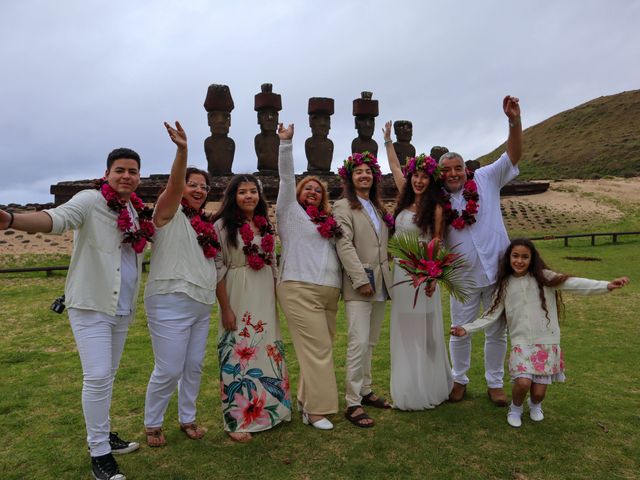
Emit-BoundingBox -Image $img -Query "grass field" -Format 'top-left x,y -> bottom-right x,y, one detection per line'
1,236 -> 639,480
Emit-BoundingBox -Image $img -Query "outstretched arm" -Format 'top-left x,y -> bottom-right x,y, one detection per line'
382,121 -> 406,190
0,209 -> 53,233
607,276 -> 630,290
504,96 -> 522,166
153,121 -> 189,228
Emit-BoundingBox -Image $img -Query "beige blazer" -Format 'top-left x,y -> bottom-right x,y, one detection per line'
333,198 -> 392,301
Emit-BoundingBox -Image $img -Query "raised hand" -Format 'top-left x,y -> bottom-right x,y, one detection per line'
0,209 -> 11,230
450,326 -> 467,337
503,96 -> 521,120
608,276 -> 630,290
277,123 -> 294,140
382,121 -> 392,142
165,121 -> 188,150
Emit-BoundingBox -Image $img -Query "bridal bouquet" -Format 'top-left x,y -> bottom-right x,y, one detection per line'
388,232 -> 472,307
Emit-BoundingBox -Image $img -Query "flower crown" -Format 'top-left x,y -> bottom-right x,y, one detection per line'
338,151 -> 382,179
402,154 -> 441,180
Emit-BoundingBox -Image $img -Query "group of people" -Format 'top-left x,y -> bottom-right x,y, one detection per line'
0,95 -> 630,480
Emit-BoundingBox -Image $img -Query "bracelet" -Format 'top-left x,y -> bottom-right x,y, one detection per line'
384,140 -> 392,145
508,117 -> 521,128
7,211 -> 14,228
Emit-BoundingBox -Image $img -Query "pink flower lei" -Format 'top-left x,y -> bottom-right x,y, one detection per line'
180,200 -> 220,259
382,212 -> 395,229
237,215 -> 275,271
337,151 -> 382,179
303,205 -> 343,239
441,173 -> 480,230
97,179 -> 154,253
402,154 -> 441,181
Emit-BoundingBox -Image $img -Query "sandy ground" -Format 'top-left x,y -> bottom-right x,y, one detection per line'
1,177 -> 639,257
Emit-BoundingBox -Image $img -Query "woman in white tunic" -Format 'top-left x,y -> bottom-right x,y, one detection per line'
144,122 -> 219,446
383,121 -> 453,410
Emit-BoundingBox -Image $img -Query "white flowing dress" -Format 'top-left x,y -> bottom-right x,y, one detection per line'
390,209 -> 453,410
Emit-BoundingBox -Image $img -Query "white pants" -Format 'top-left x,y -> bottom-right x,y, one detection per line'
344,300 -> 386,407
449,284 -> 507,388
68,308 -> 132,457
144,293 -> 211,427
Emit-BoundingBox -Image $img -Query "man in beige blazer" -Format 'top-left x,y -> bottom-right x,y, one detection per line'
334,152 -> 392,428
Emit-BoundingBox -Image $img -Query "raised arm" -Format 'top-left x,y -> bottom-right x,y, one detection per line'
382,121 -> 406,190
153,121 -> 188,228
503,96 -> 522,166
0,209 -> 53,233
276,123 -> 296,213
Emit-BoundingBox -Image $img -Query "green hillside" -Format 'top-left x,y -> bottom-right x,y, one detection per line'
476,89 -> 640,179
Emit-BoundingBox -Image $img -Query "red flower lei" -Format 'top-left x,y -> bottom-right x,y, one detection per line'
180,200 -> 220,259
442,177 -> 480,230
303,205 -> 343,239
237,215 -> 275,271
98,180 -> 154,253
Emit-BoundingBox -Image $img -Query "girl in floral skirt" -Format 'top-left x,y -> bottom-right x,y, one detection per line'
451,238 -> 629,428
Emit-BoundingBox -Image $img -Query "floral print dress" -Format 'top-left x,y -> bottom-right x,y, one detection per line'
215,220 -> 291,433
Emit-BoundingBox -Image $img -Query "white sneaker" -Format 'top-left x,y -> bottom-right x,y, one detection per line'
507,403 -> 523,428
302,411 -> 334,430
528,398 -> 544,422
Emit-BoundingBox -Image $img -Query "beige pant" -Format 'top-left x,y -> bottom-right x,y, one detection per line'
277,281 -> 341,415
344,300 -> 386,407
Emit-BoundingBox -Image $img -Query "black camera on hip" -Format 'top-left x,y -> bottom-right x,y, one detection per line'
50,294 -> 66,314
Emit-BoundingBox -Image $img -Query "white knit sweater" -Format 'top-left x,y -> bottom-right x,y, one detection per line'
275,140 -> 341,288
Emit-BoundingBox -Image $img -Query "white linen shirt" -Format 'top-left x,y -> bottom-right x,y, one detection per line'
45,189 -> 143,316
275,140 -> 341,288
463,271 -> 609,345
444,152 -> 519,287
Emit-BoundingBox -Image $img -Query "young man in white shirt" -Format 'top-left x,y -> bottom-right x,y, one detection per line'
0,124 -> 184,480
440,95 -> 523,406
333,152 -> 393,428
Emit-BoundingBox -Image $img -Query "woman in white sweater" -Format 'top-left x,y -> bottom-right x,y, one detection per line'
276,123 -> 343,430
143,122 -> 220,446
451,238 -> 629,428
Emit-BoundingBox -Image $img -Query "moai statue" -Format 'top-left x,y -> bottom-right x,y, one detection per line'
305,97 -> 334,174
204,84 -> 235,175
393,120 -> 416,167
430,146 -> 450,162
254,83 -> 282,174
351,91 -> 378,157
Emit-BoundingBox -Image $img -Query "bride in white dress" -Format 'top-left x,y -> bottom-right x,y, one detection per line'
383,122 -> 454,410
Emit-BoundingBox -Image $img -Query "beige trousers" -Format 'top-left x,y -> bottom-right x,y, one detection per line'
344,300 -> 386,407
277,281 -> 341,415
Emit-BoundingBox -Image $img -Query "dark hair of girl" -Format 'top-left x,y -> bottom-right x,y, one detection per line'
340,169 -> 386,214
486,238 -> 570,322
212,174 -> 271,249
392,171 -> 443,236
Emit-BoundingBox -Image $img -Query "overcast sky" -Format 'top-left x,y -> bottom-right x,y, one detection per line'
1,0 -> 639,205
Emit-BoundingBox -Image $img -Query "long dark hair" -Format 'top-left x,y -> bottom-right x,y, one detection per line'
486,238 -> 570,322
212,174 -> 271,249
340,171 -> 386,214
393,172 -> 442,236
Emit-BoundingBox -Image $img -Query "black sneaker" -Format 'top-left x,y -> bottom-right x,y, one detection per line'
91,453 -> 126,480
109,432 -> 140,455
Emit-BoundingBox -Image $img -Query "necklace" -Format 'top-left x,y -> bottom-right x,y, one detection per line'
238,215 -> 275,270
303,205 -> 343,239
98,180 -> 154,253
180,200 -> 220,258
442,179 -> 480,230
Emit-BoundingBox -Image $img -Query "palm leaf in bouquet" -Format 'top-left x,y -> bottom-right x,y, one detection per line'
388,231 -> 473,306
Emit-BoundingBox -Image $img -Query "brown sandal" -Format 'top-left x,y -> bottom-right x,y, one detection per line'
345,405 -> 375,428
145,427 -> 167,447
179,422 -> 206,440
361,392 -> 392,409
226,431 -> 252,443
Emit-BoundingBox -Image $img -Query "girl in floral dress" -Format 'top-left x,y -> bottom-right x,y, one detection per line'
214,175 -> 291,442
451,238 -> 629,428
